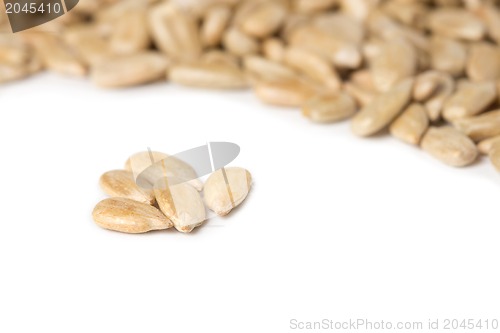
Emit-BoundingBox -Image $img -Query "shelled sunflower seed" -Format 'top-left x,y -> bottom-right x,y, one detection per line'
3,0 -> 500,173
93,151 -> 252,234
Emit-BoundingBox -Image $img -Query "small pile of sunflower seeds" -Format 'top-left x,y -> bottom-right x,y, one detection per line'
93,151 -> 252,233
2,0 -> 500,172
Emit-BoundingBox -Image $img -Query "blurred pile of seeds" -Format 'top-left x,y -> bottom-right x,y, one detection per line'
1,0 -> 500,171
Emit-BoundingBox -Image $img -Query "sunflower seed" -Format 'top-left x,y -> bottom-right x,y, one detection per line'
254,78 -> 318,107
413,71 -> 440,102
478,135 -> 500,155
25,34 -> 86,76
169,62 -> 248,89
110,9 -> 151,55
204,167 -> 252,216
92,198 -> 173,234
427,8 -> 485,41
302,92 -> 357,123
262,38 -> 286,62
154,179 -> 206,233
243,55 -> 297,83
239,1 -> 287,39
201,4 -> 231,47
284,46 -> 341,91
390,103 -> 429,145
91,52 -> 168,88
99,170 -> 155,205
421,127 -> 479,167
422,72 -> 455,122
370,39 -> 417,92
442,81 -> 497,120
222,27 -> 260,57
149,2 -> 201,61
490,146 -> 500,172
125,151 -> 203,191
466,42 -> 500,82
429,36 -> 466,77
351,78 -> 414,137
452,110 -> 500,142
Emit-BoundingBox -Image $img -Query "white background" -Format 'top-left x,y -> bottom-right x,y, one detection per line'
0,74 -> 499,333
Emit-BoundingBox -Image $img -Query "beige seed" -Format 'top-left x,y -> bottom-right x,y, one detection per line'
222,28 -> 260,57
390,103 -> 429,145
169,63 -> 248,89
0,36 -> 31,66
91,52 -> 168,88
302,92 -> 357,123
110,9 -> 150,55
0,61 -> 30,83
478,136 -> 500,155
262,38 -> 286,63
442,81 -> 497,121
204,167 -> 252,216
423,72 -> 455,122
312,13 -> 365,46
24,33 -> 86,77
284,46 -> 341,91
466,42 -> 500,82
65,32 -> 114,66
154,180 -> 206,233
430,36 -> 466,77
243,55 -> 297,83
421,127 -> 479,167
427,8 -> 485,41
239,2 -> 287,39
254,79 -> 318,107
201,50 -> 239,68
99,170 -> 155,205
477,4 -> 500,45
351,78 -> 414,137
149,2 -> 202,61
350,70 -> 376,92
413,71 -> 440,102
340,0 -> 378,22
490,146 -> 500,172
125,151 -> 203,192
288,25 -> 362,69
344,82 -> 376,108
92,198 -> 173,234
453,110 -> 500,142
201,4 -> 231,47
370,39 -> 417,92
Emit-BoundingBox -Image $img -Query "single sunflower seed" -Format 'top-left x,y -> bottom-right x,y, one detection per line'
302,92 -> 357,123
204,167 -> 252,216
389,103 -> 429,145
91,52 -> 168,88
421,126 -> 479,167
125,151 -> 203,192
254,78 -> 318,107
92,198 -> 173,234
99,170 -> 155,205
478,135 -> 500,155
452,109 -> 500,142
169,62 -> 248,89
351,78 -> 414,137
466,42 -> 500,82
154,179 -> 206,233
442,80 -> 497,120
